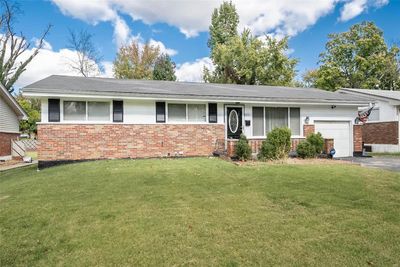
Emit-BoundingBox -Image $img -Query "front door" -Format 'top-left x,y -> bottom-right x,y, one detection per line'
226,107 -> 243,139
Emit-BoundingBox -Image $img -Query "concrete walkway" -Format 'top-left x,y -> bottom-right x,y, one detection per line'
341,157 -> 400,172
0,161 -> 37,172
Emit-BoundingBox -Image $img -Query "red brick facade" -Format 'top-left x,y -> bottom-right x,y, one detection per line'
0,132 -> 19,157
362,121 -> 399,145
37,124 -> 225,161
303,124 -> 315,137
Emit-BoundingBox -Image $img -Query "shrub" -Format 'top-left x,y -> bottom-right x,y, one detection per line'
307,132 -> 324,154
235,134 -> 252,161
258,127 -> 291,160
296,141 -> 315,159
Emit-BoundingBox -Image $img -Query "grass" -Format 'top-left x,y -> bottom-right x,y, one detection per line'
369,152 -> 400,157
25,151 -> 38,160
1,158 -> 400,266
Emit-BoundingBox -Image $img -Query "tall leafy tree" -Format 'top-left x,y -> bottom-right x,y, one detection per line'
305,21 -> 400,91
113,41 -> 160,79
153,54 -> 176,81
204,1 -> 296,86
0,0 -> 51,92
205,30 -> 297,86
207,1 -> 239,55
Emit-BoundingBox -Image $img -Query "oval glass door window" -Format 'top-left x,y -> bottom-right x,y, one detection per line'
228,110 -> 239,133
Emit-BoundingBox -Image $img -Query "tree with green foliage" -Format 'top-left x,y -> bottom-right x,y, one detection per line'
258,127 -> 291,160
204,1 -> 296,86
113,41 -> 160,79
207,1 -> 239,55
15,93 -> 40,137
304,21 -> 400,91
0,0 -> 51,92
205,29 -> 297,86
153,54 -> 176,81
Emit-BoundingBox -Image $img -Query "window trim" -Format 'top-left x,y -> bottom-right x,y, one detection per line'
60,99 -> 112,123
166,102 -> 209,124
251,106 -> 301,138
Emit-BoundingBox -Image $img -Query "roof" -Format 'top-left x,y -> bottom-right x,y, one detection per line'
339,88 -> 400,104
0,83 -> 27,120
22,75 -> 369,105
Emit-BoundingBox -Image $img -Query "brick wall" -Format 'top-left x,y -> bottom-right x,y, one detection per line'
353,124 -> 363,153
362,121 -> 399,145
0,132 -> 19,157
303,124 -> 315,137
37,124 -> 225,162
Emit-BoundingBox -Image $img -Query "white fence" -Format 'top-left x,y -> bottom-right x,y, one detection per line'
11,140 -> 26,158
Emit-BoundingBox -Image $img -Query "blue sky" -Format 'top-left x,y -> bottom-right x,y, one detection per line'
11,0 -> 400,88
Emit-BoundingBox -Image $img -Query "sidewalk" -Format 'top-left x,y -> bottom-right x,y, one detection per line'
0,160 -> 38,172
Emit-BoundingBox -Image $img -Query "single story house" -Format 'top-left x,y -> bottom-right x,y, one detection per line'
22,75 -> 369,168
0,83 -> 27,161
339,88 -> 400,153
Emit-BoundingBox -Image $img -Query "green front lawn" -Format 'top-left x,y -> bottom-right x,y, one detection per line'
1,158 -> 400,266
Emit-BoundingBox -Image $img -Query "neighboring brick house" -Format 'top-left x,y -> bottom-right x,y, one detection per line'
339,88 -> 400,153
22,75 -> 369,168
0,83 -> 27,160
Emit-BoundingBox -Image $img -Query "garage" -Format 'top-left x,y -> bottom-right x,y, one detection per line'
315,121 -> 352,157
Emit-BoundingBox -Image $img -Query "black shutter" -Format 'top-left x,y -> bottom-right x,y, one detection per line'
156,102 -> 166,123
113,100 -> 124,122
208,103 -> 217,123
48,99 -> 60,122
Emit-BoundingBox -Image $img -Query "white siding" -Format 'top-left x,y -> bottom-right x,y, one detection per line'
0,95 -> 19,133
242,103 -> 357,138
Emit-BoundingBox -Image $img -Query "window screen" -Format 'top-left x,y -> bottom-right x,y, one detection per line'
265,107 -> 288,133
88,102 -> 110,121
289,108 -> 300,135
113,100 -> 123,122
188,104 -> 206,122
168,104 -> 186,122
252,107 -> 264,136
63,101 -> 86,121
48,99 -> 60,122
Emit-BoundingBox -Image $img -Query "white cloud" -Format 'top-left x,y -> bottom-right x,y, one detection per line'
339,0 -> 389,21
15,41 -> 110,88
51,0 -> 389,39
149,39 -> 177,56
175,57 -> 214,82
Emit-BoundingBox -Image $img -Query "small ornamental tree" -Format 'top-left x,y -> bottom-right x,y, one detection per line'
258,127 -> 291,160
307,132 -> 324,154
235,134 -> 252,161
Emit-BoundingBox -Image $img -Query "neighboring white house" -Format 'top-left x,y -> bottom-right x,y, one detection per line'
339,88 -> 400,153
23,75 -> 369,168
0,83 -> 27,160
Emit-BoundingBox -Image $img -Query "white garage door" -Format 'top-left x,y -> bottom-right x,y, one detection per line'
315,121 -> 351,157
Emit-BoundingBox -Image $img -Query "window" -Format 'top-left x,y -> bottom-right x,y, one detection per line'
48,99 -> 60,122
208,103 -> 218,123
63,101 -> 86,121
156,102 -> 166,123
88,102 -> 110,121
168,104 -> 186,122
252,107 -> 264,136
290,108 -> 300,135
251,107 -> 301,136
113,100 -> 123,122
265,107 -> 288,134
188,104 -> 206,122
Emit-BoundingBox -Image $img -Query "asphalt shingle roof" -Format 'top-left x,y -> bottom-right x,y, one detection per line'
23,75 -> 369,104
339,88 -> 400,102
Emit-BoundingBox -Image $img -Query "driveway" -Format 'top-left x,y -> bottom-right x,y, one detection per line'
341,157 -> 400,172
